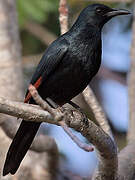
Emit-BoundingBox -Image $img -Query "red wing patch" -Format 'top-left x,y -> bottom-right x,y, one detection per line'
24,76 -> 42,103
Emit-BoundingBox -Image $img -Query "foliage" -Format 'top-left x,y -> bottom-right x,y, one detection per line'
17,0 -> 59,27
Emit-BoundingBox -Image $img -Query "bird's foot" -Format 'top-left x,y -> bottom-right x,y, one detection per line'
68,101 -> 89,126
80,110 -> 89,127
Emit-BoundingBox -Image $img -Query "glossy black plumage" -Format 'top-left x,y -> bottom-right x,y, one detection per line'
3,4 -> 130,176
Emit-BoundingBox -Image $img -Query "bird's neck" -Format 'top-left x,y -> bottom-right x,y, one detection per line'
69,22 -> 101,42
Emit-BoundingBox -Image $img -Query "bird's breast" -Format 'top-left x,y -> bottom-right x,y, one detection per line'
40,38 -> 102,105
67,41 -> 101,79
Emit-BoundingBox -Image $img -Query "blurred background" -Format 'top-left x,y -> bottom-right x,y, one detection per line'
18,0 -> 132,177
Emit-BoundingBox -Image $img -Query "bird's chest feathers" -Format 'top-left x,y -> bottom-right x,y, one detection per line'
68,38 -> 102,79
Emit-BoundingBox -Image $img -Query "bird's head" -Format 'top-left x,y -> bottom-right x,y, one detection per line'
74,4 -> 131,30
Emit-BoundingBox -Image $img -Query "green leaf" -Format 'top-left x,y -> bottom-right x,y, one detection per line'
17,0 -> 59,27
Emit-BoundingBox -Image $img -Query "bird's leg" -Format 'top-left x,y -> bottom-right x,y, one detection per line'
46,98 -> 68,114
68,101 -> 88,126
46,97 -> 59,109
58,101 -> 93,152
45,98 -> 93,152
45,98 -> 65,121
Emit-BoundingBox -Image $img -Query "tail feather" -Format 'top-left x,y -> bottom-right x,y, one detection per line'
3,120 -> 40,176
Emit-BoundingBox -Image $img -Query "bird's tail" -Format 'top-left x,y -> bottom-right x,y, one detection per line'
3,120 -> 41,176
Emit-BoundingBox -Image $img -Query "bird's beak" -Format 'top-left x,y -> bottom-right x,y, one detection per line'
106,9 -> 131,17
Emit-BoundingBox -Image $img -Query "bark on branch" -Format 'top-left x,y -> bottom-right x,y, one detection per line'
118,143 -> 135,180
0,87 -> 117,179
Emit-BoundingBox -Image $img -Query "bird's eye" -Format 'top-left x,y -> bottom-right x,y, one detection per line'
96,8 -> 103,15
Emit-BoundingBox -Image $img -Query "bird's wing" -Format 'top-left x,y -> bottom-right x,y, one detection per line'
24,38 -> 69,103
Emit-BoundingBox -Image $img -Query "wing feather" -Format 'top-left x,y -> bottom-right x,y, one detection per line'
24,38 -> 69,103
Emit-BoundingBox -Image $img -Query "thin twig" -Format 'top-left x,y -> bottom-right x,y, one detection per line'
59,0 -> 68,35
98,66 -> 126,86
82,86 -> 112,137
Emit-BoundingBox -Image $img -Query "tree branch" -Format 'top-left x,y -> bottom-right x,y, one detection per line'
118,143 -> 135,180
82,86 -> 112,137
0,97 -> 56,124
0,96 -> 59,153
98,66 -> 126,86
24,21 -> 57,46
29,84 -> 94,152
59,0 -> 68,35
0,91 -> 117,180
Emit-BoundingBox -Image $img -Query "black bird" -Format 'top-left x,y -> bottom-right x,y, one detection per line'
3,4 -> 130,176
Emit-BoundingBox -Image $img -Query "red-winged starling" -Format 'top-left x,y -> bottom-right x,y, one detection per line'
3,3 -> 130,176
